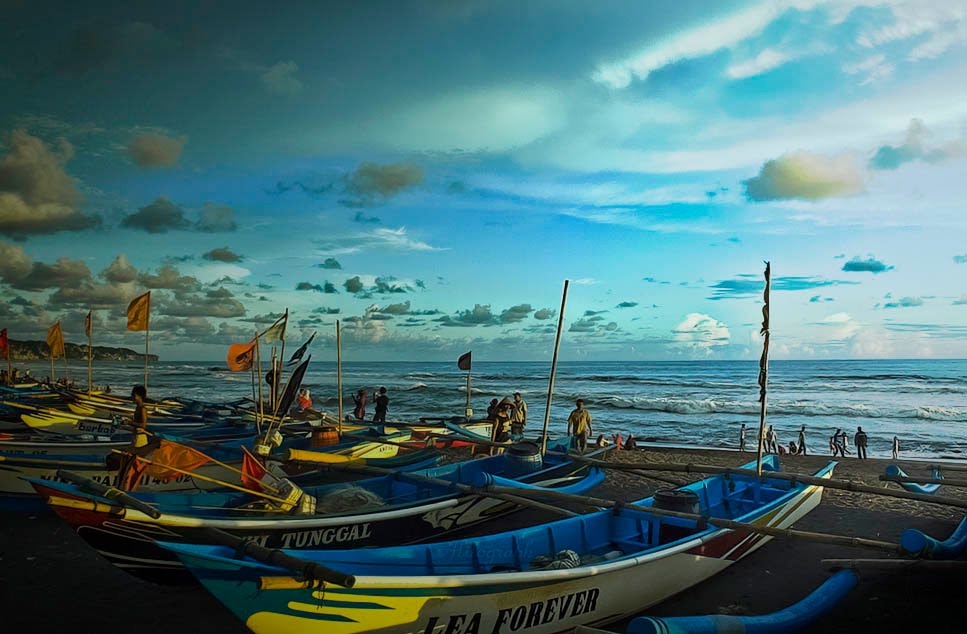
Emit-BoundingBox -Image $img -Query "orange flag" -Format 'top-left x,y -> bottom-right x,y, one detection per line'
46,321 -> 65,359
240,446 -> 268,491
126,291 -> 151,331
142,440 -> 212,482
227,338 -> 256,372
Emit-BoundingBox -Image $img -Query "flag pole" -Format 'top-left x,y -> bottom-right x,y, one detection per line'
277,308 -> 288,406
269,347 -> 278,413
87,310 -> 93,395
541,279 -> 569,456
336,320 -> 343,437
755,261 -> 772,477
465,370 -> 472,421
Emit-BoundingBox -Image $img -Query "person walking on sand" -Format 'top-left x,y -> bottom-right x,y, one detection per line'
351,388 -> 367,420
739,423 -> 747,452
797,425 -> 808,455
855,426 -> 868,460
567,399 -> 593,453
373,387 -> 389,423
892,435 -> 900,460
511,392 -> 528,438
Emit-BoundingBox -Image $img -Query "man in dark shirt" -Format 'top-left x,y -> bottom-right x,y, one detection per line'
854,426 -> 868,460
373,387 -> 389,423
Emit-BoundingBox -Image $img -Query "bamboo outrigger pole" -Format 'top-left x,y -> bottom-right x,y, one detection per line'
255,329 -> 264,435
560,454 -> 967,509
755,261 -> 771,476
541,279 -> 569,456
86,309 -> 93,395
336,319 -> 343,437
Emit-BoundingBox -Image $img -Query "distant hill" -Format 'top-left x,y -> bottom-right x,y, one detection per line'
8,339 -> 159,362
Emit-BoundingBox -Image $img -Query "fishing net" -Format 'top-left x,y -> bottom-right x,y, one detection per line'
315,486 -> 385,514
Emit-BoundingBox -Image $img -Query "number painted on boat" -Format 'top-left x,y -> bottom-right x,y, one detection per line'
421,587 -> 600,634
278,523 -> 372,548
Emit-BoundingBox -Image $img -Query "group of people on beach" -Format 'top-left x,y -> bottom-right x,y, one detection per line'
486,392 -> 529,442
741,423 -> 901,459
349,387 -> 390,423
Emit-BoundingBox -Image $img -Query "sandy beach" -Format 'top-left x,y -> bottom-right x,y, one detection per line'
1,444 -> 964,633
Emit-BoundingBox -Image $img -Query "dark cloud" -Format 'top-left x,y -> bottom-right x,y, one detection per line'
834,254 -> 845,259
158,290 -> 245,318
342,162 -> 424,207
809,295 -> 834,303
127,132 -> 186,168
708,275 -> 859,300
0,130 -> 100,237
352,211 -> 381,224
313,307 -> 341,314
616,301 -> 638,308
744,152 -> 864,201
102,254 -> 138,283
344,276 -> 365,293
380,301 -> 411,315
0,242 -> 91,291
437,304 -> 497,327
317,257 -> 342,269
499,304 -> 532,323
584,310 -> 608,316
296,281 -> 324,292
642,277 -> 671,284
568,318 -> 597,332
49,280 -> 132,309
240,311 -> 285,324
195,203 -> 237,232
882,296 -> 924,309
869,119 -> 967,171
121,197 -> 189,233
533,308 -> 556,320
138,264 -> 201,292
269,180 -> 334,196
322,281 -> 338,293
842,257 -> 894,274
203,246 -> 243,262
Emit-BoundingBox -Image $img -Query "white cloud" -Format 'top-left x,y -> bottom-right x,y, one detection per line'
182,262 -> 251,283
726,48 -> 793,79
672,313 -> 731,349
842,53 -> 895,85
745,151 -> 866,200
571,278 -> 599,285
316,226 -> 446,255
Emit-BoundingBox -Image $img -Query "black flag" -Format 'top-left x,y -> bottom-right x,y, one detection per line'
273,355 -> 311,418
457,351 -> 471,371
287,331 -> 316,366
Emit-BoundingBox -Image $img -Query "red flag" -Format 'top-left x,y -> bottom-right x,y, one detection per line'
457,351 -> 471,371
0,328 -> 8,359
241,446 -> 267,491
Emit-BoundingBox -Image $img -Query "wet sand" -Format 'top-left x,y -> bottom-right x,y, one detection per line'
1,444 -> 964,633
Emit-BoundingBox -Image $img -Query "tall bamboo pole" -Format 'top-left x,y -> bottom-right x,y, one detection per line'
87,310 -> 93,395
541,279 -> 570,455
269,348 -> 278,413
336,320 -> 343,437
143,319 -> 150,392
255,330 -> 264,438
465,371 -> 472,421
755,261 -> 771,476
276,308 -> 288,407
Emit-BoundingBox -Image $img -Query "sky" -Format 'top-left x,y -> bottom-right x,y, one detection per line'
1,0 -> 965,362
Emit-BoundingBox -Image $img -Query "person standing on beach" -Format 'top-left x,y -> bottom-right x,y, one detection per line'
767,425 -> 779,454
511,392 -> 528,438
567,399 -> 593,453
129,385 -> 149,449
892,435 -> 900,460
855,426 -> 868,460
797,425 -> 808,455
351,388 -> 367,420
739,423 -> 747,452
373,387 -> 389,423
486,398 -> 499,419
492,397 -> 514,443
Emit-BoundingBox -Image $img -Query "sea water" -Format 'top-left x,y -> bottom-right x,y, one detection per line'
18,358 -> 966,460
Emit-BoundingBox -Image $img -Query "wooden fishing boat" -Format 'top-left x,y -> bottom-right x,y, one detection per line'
159,455 -> 834,634
30,439 -> 604,584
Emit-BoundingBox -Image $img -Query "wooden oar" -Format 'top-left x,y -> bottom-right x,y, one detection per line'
288,458 -> 579,518
475,482 -> 903,554
55,469 -> 162,519
560,453 -> 967,509
198,527 -> 356,588
823,558 -> 967,571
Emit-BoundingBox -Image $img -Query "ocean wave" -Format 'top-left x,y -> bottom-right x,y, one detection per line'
811,374 -> 967,384
402,383 -> 429,391
572,395 -> 967,422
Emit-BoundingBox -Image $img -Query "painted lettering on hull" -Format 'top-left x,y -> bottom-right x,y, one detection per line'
420,587 -> 600,634
279,523 -> 373,548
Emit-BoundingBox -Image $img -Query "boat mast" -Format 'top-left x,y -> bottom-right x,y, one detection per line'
755,261 -> 771,476
541,279 -> 569,456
